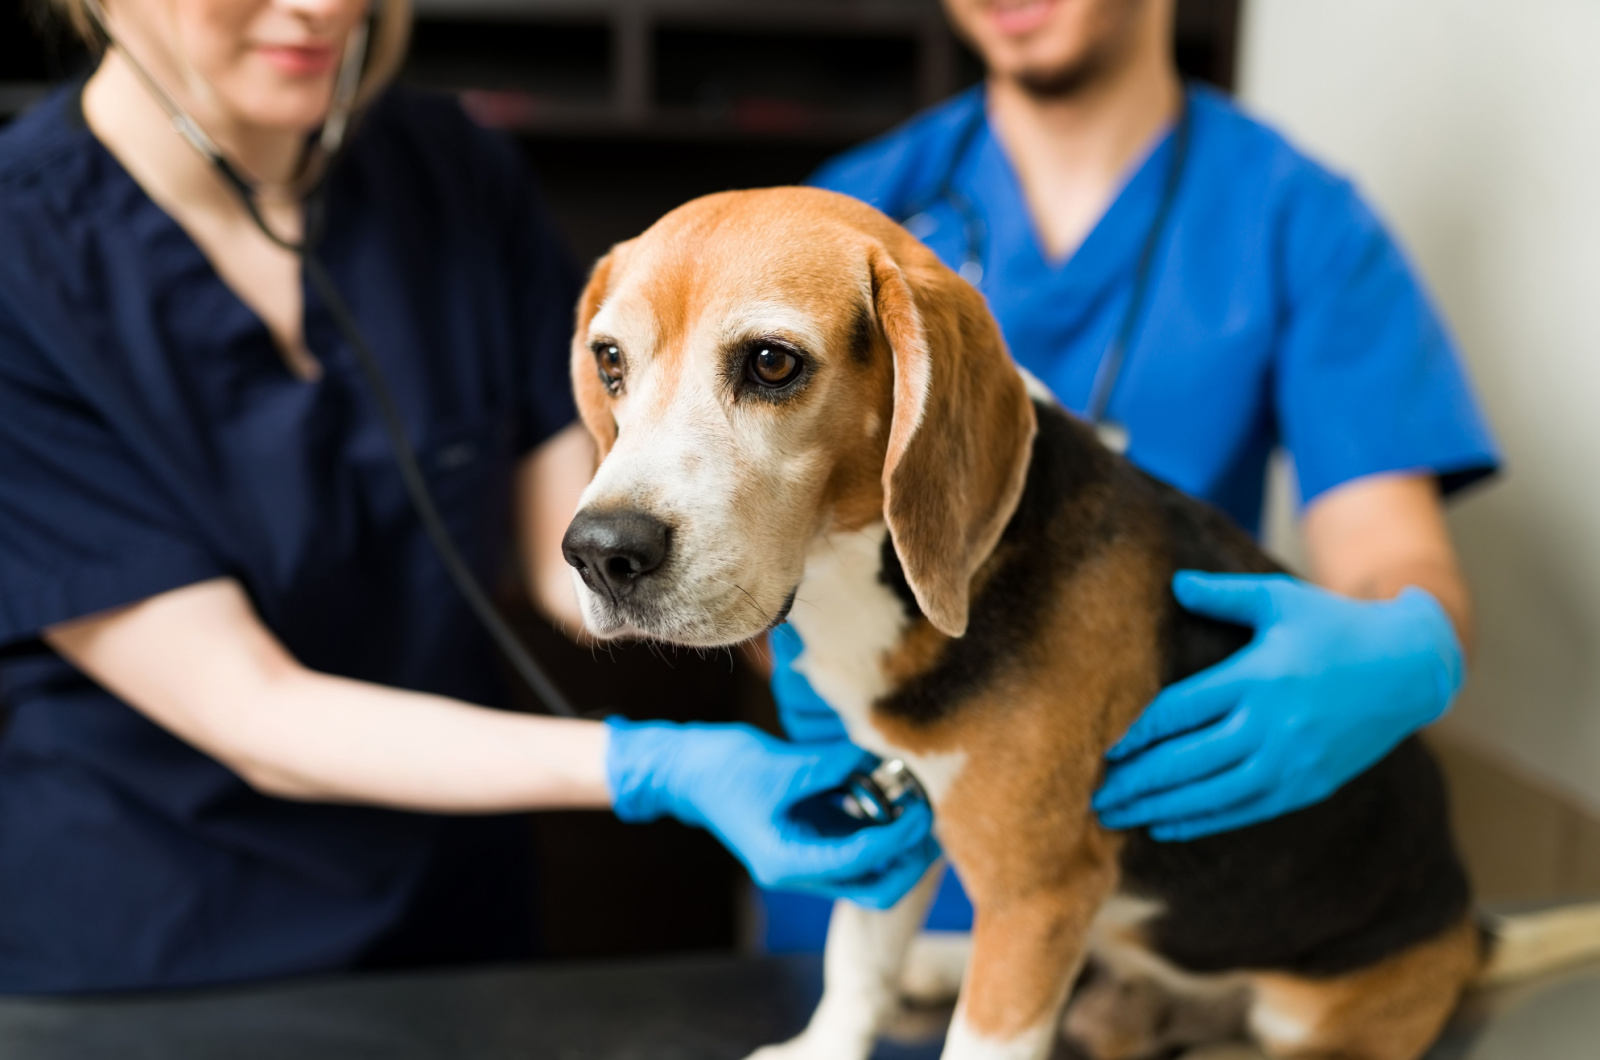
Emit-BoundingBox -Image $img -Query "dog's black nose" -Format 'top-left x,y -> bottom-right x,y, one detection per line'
562,508 -> 671,601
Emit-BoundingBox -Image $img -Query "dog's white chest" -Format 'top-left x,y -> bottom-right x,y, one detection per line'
786,524 -> 965,803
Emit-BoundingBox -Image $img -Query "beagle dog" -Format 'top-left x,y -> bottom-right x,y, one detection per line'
560,187 -> 1485,1060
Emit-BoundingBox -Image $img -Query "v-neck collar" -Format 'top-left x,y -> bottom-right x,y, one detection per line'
67,81 -> 339,387
966,88 -> 1188,306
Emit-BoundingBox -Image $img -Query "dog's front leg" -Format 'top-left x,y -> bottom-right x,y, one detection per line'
748,861 -> 944,1060
941,845 -> 1118,1060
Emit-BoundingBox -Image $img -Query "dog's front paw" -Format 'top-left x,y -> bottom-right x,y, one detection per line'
745,1038 -> 841,1060
744,1026 -> 874,1060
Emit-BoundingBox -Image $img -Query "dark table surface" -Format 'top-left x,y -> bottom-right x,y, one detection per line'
0,951 -> 1595,1060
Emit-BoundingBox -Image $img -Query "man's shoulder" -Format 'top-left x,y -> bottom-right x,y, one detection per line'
808,86 -> 986,215
1187,85 -> 1366,221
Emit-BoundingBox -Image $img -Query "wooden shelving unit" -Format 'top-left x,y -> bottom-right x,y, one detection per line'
3,0 -> 1242,132
404,0 -> 964,142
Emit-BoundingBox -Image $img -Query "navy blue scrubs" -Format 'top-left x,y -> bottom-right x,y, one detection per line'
0,86 -> 578,992
761,84 -> 1500,950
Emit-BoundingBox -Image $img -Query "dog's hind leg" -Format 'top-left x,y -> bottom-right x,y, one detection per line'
1062,899 -> 1251,1060
1061,958 -> 1250,1060
747,861 -> 944,1060
1245,916 -> 1482,1060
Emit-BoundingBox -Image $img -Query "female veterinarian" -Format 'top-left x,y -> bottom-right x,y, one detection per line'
765,0 -> 1499,943
0,0 -> 937,992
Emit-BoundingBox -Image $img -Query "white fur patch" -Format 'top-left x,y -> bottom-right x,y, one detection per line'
1248,1004 -> 1313,1049
786,523 -> 968,803
943,1011 -> 1058,1060
1015,365 -> 1058,407
1089,896 -> 1247,1004
900,929 -> 971,1004
745,866 -> 943,1060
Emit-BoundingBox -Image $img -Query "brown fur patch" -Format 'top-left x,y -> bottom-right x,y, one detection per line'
571,250 -> 621,458
1248,916 -> 1483,1060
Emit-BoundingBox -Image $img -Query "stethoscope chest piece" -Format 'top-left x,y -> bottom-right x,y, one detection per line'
790,756 -> 929,838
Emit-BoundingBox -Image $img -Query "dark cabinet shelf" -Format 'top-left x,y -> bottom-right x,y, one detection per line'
4,0 -> 1241,133
404,0 -> 964,141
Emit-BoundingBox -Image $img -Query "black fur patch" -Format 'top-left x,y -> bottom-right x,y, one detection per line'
878,535 -> 921,620
1122,738 -> 1471,977
878,402 -> 1118,725
1148,476 -> 1276,688
848,307 -> 875,365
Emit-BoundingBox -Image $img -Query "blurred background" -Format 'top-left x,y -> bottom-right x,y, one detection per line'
2,0 -> 1596,958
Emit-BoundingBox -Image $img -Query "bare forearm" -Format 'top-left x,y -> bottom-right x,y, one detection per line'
1322,555 -> 1472,656
1303,472 -> 1475,657
46,579 -> 613,814
226,669 -> 611,811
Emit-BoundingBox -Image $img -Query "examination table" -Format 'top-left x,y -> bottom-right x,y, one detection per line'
0,949 -> 1595,1060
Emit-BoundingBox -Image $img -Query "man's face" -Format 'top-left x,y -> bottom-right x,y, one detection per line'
942,0 -> 1152,96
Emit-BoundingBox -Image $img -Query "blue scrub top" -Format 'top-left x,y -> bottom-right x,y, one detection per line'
0,86 -> 578,992
813,84 -> 1498,534
760,84 -> 1500,951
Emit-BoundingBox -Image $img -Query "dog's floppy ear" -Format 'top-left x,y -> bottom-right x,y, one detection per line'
871,244 -> 1037,638
570,249 -> 620,459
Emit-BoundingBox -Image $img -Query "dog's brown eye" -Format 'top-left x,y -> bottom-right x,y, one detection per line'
593,343 -> 624,393
747,344 -> 801,388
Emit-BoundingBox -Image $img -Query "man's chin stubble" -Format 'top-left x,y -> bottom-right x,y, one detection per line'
1012,50 -> 1112,99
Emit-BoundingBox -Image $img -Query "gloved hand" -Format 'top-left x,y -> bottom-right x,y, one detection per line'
1094,571 -> 1464,842
606,718 -> 939,908
769,622 -> 851,743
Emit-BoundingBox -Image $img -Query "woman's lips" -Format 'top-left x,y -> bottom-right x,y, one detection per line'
256,44 -> 339,77
988,0 -> 1061,38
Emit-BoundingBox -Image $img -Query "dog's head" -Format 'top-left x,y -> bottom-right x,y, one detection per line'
562,187 -> 1036,647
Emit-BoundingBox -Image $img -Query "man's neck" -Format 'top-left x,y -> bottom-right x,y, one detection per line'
985,40 -> 1182,262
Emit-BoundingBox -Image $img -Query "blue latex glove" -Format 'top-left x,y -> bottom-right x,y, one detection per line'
606,718 -> 939,909
769,622 -> 850,743
1094,571 -> 1464,842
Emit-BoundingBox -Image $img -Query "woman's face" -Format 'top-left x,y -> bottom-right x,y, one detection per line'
105,0 -> 372,133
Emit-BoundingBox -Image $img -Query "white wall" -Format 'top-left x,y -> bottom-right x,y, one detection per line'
1241,1 -> 1600,807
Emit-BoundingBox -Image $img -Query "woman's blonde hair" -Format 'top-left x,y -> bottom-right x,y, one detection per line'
44,0 -> 413,109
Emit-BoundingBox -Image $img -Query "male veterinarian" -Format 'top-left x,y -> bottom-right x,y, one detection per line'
765,0 -> 1497,941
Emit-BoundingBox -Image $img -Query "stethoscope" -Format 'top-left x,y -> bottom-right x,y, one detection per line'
897,88 -> 1193,455
81,0 -> 582,720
